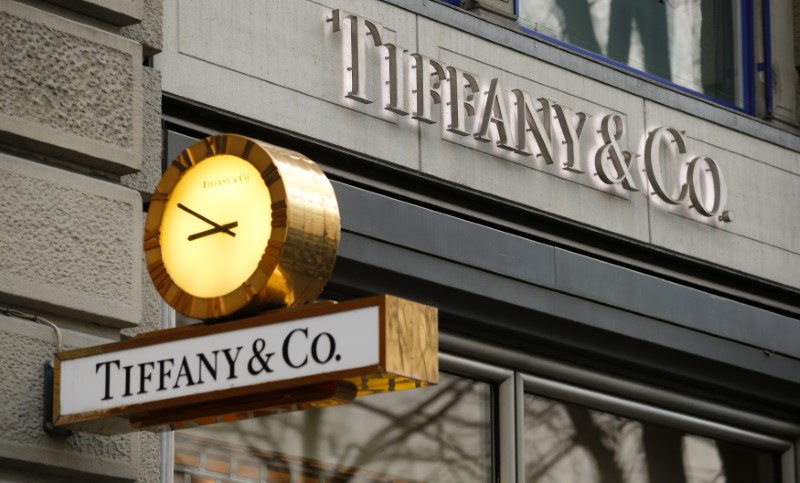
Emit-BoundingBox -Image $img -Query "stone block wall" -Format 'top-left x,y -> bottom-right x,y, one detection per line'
0,0 -> 162,481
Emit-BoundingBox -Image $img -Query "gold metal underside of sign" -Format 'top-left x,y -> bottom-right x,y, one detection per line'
162,373 -> 425,431
52,295 -> 438,434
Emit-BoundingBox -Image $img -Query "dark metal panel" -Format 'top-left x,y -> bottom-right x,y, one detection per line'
334,180 -> 800,364
554,249 -> 800,359
334,181 -> 556,288
166,130 -> 201,165
335,231 -> 800,387
441,333 -> 800,439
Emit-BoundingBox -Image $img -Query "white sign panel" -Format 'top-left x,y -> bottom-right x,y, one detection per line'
59,306 -> 379,416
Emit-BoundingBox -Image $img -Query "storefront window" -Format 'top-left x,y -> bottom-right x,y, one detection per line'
516,0 -> 748,110
523,393 -> 779,482
175,373 -> 493,482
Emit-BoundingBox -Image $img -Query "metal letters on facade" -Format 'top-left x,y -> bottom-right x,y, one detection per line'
328,9 -> 733,223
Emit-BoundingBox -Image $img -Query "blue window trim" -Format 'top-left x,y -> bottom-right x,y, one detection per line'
742,0 -> 757,115
755,0 -> 773,117
513,0 -> 757,116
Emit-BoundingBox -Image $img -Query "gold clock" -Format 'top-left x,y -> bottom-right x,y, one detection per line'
144,134 -> 340,320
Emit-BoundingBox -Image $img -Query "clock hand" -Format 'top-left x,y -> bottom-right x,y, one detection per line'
177,203 -> 236,237
188,221 -> 238,241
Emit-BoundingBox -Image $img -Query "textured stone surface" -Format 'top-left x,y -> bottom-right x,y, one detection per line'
44,0 -> 144,26
0,315 -> 140,481
121,66 -> 163,195
122,215 -> 163,338
136,432 -> 161,483
121,0 -> 162,55
0,153 -> 142,328
0,1 -> 142,174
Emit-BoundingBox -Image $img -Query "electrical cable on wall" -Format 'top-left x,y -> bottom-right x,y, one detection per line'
1,307 -> 63,353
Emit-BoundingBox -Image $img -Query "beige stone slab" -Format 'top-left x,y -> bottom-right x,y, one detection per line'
0,1 -> 143,174
121,66 -> 163,195
644,101 -> 800,176
0,154 -> 143,327
0,315 -> 141,481
644,101 -> 800,289
416,16 -> 650,241
159,0 -> 420,170
121,0 -> 162,55
648,210 -> 800,290
43,0 -> 144,26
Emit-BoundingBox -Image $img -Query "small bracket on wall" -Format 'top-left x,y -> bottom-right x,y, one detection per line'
43,361 -> 72,438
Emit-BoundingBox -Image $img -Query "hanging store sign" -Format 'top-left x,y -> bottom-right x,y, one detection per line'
327,9 -> 734,223
51,295 -> 438,434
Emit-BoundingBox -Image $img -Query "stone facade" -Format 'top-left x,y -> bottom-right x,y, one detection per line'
0,0 -> 162,481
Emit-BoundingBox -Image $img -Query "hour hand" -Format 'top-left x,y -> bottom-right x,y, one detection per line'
177,203 -> 237,239
188,222 -> 238,241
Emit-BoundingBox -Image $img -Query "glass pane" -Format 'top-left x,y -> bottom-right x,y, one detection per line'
517,0 -> 744,108
523,393 -> 779,483
176,373 -> 492,482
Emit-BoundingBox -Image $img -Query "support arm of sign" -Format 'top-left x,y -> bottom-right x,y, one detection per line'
43,361 -> 72,437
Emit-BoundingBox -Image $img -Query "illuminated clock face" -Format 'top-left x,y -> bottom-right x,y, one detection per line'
145,133 -> 341,320
159,154 -> 272,298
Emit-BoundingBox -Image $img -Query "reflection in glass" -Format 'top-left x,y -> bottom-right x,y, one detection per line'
517,0 -> 744,108
176,373 -> 492,482
523,393 -> 778,482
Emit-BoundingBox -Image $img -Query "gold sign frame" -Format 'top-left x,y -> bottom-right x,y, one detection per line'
52,295 -> 438,434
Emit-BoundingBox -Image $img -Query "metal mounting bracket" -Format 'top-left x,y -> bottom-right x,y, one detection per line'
43,361 -> 72,437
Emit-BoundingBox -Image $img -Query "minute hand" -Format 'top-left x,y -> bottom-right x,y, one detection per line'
189,222 -> 238,241
177,203 -> 237,237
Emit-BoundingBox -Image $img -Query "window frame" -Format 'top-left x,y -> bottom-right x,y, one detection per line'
513,0 -> 758,115
442,332 -> 800,483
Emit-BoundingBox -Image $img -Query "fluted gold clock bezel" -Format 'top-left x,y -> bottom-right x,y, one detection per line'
144,134 -> 340,321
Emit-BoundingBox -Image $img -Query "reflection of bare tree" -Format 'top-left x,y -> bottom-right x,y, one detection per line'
554,0 -> 601,53
700,0 -> 735,100
607,0 -> 671,78
718,441 -> 769,483
186,376 -> 492,482
345,379 -> 485,480
641,425 -> 687,483
564,405 -> 625,483
523,395 -> 771,483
